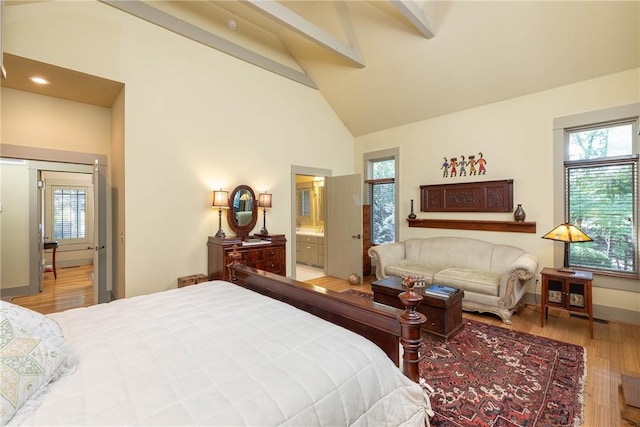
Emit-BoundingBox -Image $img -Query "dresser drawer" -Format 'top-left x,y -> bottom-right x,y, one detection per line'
362,226 -> 371,241
241,249 -> 264,263
299,235 -> 319,244
264,259 -> 283,274
264,248 -> 279,260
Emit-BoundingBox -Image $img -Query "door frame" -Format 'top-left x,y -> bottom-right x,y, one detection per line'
290,165 -> 331,280
37,165 -> 95,296
0,144 -> 109,301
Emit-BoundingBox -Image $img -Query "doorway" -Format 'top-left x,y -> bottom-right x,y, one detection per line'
41,170 -> 95,278
0,153 -> 108,306
291,166 -> 331,281
294,174 -> 325,281
290,166 -> 363,283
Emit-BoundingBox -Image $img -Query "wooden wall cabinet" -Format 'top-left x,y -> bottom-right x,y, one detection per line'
208,235 -> 286,281
420,179 -> 513,212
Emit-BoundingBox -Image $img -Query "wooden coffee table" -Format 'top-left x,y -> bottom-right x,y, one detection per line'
372,276 -> 464,340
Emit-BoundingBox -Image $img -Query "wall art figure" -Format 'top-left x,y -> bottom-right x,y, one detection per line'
458,155 -> 468,176
477,152 -> 487,175
441,157 -> 450,177
449,157 -> 458,177
467,155 -> 477,175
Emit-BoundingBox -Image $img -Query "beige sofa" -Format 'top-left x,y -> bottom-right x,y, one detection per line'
368,237 -> 538,323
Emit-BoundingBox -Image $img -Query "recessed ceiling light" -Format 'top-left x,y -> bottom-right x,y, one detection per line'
29,76 -> 50,85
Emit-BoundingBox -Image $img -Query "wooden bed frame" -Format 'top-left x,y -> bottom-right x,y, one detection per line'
228,251 -> 426,383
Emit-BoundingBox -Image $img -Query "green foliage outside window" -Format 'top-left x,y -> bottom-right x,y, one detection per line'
371,159 -> 395,245
566,123 -> 637,275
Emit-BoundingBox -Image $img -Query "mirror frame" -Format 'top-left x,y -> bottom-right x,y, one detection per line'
227,185 -> 258,238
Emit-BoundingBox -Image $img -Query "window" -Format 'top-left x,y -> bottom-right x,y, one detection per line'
365,149 -> 399,245
565,120 -> 638,277
52,186 -> 88,243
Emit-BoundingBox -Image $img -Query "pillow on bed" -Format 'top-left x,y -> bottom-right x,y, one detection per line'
0,301 -> 77,425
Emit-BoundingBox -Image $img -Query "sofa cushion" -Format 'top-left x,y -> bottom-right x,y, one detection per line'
434,268 -> 501,297
385,261 -> 437,284
405,238 -> 496,272
490,245 -> 526,273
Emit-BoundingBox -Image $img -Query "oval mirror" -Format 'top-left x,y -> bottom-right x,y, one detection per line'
227,185 -> 257,238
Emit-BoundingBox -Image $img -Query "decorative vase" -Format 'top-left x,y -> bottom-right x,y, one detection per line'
514,204 -> 526,222
348,273 -> 361,285
408,199 -> 417,219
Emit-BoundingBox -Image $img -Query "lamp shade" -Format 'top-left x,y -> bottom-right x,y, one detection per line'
212,190 -> 229,208
541,223 -> 593,243
258,192 -> 272,208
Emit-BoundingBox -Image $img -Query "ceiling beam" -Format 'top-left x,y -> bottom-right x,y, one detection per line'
99,0 -> 317,89
241,0 -> 365,68
390,0 -> 435,39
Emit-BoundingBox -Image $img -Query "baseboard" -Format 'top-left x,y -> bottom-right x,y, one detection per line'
523,292 -> 640,326
0,285 -> 31,301
57,259 -> 93,268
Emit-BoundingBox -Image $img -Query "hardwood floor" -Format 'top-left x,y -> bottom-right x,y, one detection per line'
11,264 -> 94,314
312,275 -> 640,427
11,270 -> 639,426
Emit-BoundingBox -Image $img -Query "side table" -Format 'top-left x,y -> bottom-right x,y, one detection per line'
540,267 -> 593,338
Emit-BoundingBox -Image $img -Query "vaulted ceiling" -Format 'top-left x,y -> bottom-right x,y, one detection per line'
3,1 -> 639,137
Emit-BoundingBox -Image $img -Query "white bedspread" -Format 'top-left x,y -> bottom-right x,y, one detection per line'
20,281 -> 430,426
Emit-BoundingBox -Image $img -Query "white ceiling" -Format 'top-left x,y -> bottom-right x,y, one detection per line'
3,1 -> 639,137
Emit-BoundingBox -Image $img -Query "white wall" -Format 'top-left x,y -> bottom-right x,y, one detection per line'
1,88 -> 112,156
355,68 -> 640,324
4,1 -> 354,298
0,161 -> 30,289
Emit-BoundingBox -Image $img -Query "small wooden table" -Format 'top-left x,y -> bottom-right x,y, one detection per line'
540,267 -> 593,338
43,241 -> 58,279
372,276 -> 464,340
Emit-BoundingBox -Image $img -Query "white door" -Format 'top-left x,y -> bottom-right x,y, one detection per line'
93,161 -> 108,303
325,174 -> 362,281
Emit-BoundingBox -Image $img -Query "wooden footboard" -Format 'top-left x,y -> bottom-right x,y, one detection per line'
228,260 -> 425,382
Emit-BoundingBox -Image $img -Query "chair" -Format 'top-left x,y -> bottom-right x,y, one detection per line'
44,241 -> 58,279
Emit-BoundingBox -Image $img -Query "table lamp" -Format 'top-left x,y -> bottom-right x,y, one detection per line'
258,192 -> 272,235
212,189 -> 229,238
541,223 -> 593,273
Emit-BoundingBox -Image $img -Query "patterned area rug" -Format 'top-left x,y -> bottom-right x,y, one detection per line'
422,319 -> 586,427
338,290 -> 586,426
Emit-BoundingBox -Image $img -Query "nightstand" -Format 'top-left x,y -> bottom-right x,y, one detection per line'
540,267 -> 594,338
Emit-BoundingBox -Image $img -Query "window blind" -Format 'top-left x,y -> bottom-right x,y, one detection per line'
53,188 -> 87,240
566,157 -> 638,275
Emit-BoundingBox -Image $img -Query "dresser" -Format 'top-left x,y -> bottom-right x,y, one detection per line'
362,205 -> 371,276
207,234 -> 287,281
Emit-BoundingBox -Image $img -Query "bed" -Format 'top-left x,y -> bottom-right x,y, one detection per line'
1,264 -> 432,426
